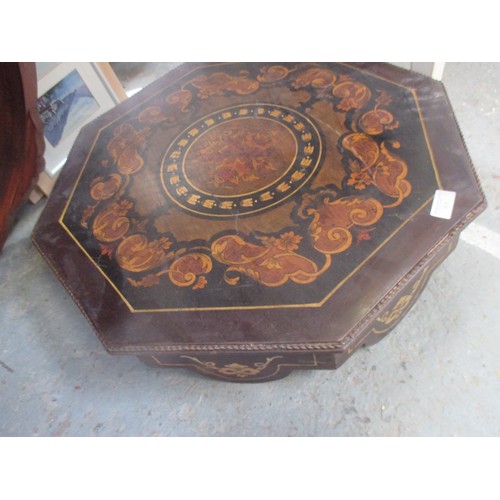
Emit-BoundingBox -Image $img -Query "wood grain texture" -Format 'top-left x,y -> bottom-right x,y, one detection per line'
32,63 -> 486,381
0,63 -> 45,250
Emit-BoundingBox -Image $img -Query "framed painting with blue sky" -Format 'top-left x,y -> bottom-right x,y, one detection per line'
36,63 -> 123,177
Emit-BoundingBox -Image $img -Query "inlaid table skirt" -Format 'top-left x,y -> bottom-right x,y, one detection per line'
32,63 -> 486,382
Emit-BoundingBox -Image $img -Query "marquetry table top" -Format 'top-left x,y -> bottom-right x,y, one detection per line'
32,63 -> 485,377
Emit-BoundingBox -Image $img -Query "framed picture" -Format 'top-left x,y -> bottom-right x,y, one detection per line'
35,62 -> 126,178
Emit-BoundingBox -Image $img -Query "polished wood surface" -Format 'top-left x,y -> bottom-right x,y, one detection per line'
32,63 -> 486,381
0,63 -> 45,250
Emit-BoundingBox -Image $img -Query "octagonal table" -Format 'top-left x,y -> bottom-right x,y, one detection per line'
32,63 -> 486,382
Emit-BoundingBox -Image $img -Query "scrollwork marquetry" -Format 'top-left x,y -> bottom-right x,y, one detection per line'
180,356 -> 282,379
211,232 -> 328,287
298,192 -> 384,255
371,268 -> 431,335
146,354 -> 322,381
68,63 -> 415,307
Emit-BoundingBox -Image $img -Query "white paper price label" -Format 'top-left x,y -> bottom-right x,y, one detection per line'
430,190 -> 456,220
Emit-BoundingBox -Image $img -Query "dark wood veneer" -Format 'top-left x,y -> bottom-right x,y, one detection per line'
32,63 -> 486,381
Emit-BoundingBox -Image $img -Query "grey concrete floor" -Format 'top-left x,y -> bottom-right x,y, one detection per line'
1,63 -> 499,436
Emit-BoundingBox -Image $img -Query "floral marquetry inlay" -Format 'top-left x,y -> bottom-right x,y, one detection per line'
60,62 -> 441,311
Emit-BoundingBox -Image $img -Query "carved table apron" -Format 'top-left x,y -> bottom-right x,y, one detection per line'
32,63 -> 486,382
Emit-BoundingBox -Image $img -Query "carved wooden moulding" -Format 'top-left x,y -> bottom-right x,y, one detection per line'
32,63 -> 486,382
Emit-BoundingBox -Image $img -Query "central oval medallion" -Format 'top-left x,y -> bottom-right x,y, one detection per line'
161,104 -> 322,217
